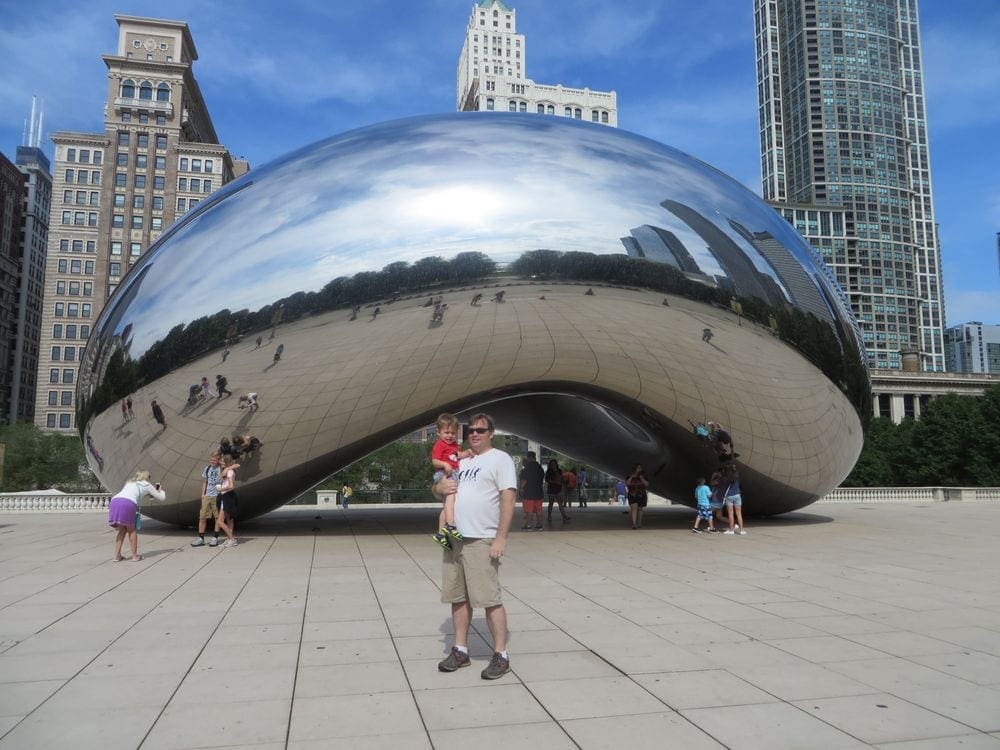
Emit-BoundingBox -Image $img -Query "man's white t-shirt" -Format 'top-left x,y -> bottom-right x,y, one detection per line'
454,447 -> 517,539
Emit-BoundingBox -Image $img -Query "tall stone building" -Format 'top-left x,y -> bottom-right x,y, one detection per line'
456,1 -> 617,126
35,15 -> 243,431
755,0 -> 945,371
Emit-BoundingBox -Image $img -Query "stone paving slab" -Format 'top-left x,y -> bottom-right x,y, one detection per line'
1,502 -> 999,749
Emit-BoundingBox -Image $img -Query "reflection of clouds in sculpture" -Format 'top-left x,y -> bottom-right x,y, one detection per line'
120,115 -> 851,355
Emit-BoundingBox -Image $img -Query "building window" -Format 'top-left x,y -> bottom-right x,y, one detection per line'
508,100 -> 517,112
203,181 -> 212,194
82,304 -> 91,317
110,262 -> 121,277
93,151 -> 102,165
74,212 -> 85,225
57,259 -> 67,273
51,346 -> 61,361
486,98 -> 494,110
131,215 -> 143,229
153,176 -> 165,190
83,282 -> 92,296
88,212 -> 97,226
177,198 -> 186,212
121,79 -> 136,98
48,391 -> 58,406
67,303 -> 79,318
56,281 -> 66,295
133,195 -> 145,209
68,281 -> 80,295
179,157 -> 188,171
537,104 -> 544,113
204,159 -> 213,173
46,414 -> 56,428
79,149 -> 90,164
61,391 -> 73,406
67,148 -> 76,162
155,155 -> 166,170
59,414 -> 71,428
118,131 -> 129,146
112,214 -> 124,228
61,369 -> 73,384
122,112 -> 132,122
110,242 -> 122,256
63,347 -> 75,362
152,196 -> 163,210
53,324 -> 62,338
91,171 -> 100,185
70,259 -> 81,273
136,154 -> 147,168
137,133 -> 149,149
178,178 -> 187,191
191,159 -> 202,173
130,243 -> 141,257
80,324 -> 90,338
139,81 -> 153,100
85,261 -> 94,273
114,194 -> 125,207
61,211 -> 71,225
156,114 -> 166,125
151,217 -> 162,230
65,324 -> 76,339
156,83 -> 170,102
565,107 -> 572,117
54,303 -> 64,317
134,175 -> 146,188
115,173 -> 126,187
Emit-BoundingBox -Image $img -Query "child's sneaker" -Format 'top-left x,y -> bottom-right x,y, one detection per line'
443,523 -> 463,542
691,528 -> 702,533
706,527 -> 719,533
432,532 -> 452,549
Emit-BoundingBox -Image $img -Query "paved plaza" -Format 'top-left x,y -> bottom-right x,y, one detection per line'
1,501 -> 999,749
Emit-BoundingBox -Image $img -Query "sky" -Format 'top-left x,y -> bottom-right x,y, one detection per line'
1,0 -> 997,326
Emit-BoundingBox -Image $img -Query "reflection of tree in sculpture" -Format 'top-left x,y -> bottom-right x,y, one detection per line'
79,247 -> 869,437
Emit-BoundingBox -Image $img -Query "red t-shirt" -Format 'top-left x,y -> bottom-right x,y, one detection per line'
562,471 -> 577,490
432,439 -> 461,471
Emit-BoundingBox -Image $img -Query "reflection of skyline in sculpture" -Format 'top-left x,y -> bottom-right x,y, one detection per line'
728,220 -> 835,324
661,199 -> 788,309
78,114 -> 868,523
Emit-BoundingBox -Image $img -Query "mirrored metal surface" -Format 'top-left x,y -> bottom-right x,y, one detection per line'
78,114 -> 869,521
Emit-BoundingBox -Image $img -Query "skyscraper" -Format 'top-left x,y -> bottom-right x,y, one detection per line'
456,1 -> 617,126
34,16 -> 243,431
755,0 -> 945,371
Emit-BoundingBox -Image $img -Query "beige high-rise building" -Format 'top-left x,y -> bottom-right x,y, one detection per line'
35,15 -> 243,431
456,1 -> 617,126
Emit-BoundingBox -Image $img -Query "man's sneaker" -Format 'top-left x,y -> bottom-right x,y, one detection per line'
437,647 -> 471,672
723,529 -> 735,535
481,652 -> 510,680
533,524 -> 543,531
706,527 -> 719,534
208,537 -> 220,547
443,524 -> 463,541
191,537 -> 205,547
691,528 -> 702,534
432,532 -> 452,550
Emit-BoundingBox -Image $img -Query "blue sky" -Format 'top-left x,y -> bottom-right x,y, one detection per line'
1,0 -> 997,326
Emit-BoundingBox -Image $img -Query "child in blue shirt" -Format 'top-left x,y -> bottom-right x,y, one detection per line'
691,477 -> 716,533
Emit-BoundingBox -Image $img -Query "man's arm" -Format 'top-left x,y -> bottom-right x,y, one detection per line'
490,488 -> 516,559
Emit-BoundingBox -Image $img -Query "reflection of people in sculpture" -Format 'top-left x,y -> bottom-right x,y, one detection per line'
86,434 -> 104,471
707,421 -> 739,461
584,287 -> 594,296
199,377 -> 213,401
126,396 -> 135,420
216,374 -> 232,398
431,302 -> 448,323
492,290 -> 506,303
238,392 -> 259,412
151,400 -> 166,431
702,328 -> 713,343
688,419 -> 710,441
121,399 -> 128,424
371,306 -> 381,320
273,343 -> 284,362
470,293 -> 483,306
255,335 -> 263,348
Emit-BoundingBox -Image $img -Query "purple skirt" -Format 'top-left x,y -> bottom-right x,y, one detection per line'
108,497 -> 138,528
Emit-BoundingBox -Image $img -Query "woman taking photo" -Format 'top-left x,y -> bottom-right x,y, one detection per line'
215,454 -> 240,547
108,470 -> 166,561
626,463 -> 649,529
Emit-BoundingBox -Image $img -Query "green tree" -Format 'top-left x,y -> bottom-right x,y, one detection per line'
0,424 -> 98,491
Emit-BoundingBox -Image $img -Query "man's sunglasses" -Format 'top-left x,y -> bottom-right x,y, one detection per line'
468,427 -> 491,434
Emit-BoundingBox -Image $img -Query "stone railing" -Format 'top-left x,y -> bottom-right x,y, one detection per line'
2,487 -> 998,513
817,487 -> 1000,503
0,494 -> 110,512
